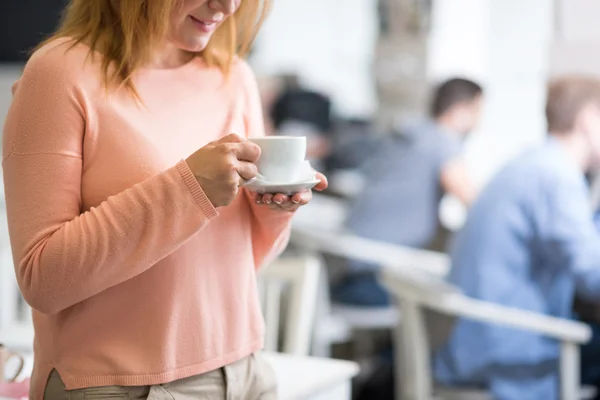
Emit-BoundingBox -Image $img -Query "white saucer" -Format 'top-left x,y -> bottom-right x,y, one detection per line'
244,178 -> 321,195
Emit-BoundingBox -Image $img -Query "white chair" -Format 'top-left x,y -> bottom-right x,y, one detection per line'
258,255 -> 323,356
380,266 -> 594,400
290,225 -> 450,356
0,209 -> 32,337
0,210 -> 34,372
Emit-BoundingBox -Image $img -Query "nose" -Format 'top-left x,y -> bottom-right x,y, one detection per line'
209,0 -> 238,16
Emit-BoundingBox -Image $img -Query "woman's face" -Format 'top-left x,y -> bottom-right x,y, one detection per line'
167,0 -> 241,52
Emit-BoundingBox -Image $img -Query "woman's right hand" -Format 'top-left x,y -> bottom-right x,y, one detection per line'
185,133 -> 261,207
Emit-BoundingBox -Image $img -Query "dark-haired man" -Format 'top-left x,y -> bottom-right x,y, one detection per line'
333,78 -> 483,307
269,79 -> 333,171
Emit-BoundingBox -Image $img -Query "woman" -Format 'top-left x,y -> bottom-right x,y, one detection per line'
2,1 -> 327,399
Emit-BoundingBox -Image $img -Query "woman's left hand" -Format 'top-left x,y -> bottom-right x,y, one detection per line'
253,172 -> 328,212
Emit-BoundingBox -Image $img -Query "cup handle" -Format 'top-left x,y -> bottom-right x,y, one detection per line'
5,352 -> 25,382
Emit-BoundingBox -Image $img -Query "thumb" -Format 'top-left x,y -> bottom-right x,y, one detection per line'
314,172 -> 328,191
218,133 -> 245,144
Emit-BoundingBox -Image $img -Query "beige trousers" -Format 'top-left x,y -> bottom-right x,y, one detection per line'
43,353 -> 277,400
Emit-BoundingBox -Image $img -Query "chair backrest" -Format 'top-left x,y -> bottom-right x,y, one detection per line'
381,266 -> 595,400
258,255 -> 323,356
291,227 -> 451,278
381,266 -> 459,400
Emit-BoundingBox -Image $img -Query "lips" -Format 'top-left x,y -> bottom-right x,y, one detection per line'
189,15 -> 219,33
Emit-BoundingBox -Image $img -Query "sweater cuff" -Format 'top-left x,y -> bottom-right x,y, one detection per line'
176,160 -> 219,219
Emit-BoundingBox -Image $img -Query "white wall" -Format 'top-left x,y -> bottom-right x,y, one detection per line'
428,0 -> 490,83
250,0 -> 378,119
0,65 -> 20,134
429,0 -> 554,186
550,0 -> 600,76
557,0 -> 600,40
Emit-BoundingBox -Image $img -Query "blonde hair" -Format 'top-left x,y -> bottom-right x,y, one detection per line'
40,0 -> 270,94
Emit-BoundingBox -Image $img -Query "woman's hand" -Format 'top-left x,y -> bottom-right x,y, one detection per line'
253,172 -> 328,212
186,134 -> 261,207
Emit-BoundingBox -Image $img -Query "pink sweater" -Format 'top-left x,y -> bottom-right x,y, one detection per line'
2,39 -> 293,399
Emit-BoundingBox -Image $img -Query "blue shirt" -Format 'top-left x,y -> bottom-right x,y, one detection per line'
346,120 -> 461,249
435,138 -> 600,398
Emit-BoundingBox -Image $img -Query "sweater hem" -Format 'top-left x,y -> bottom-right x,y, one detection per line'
54,338 -> 264,391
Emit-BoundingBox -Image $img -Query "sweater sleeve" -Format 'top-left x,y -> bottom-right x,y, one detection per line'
2,48 -> 218,315
238,61 -> 293,269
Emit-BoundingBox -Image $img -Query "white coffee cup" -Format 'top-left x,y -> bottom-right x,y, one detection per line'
257,160 -> 313,183
249,136 -> 307,183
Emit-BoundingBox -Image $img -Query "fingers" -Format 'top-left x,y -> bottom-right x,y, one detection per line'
218,133 -> 244,143
261,193 -> 292,205
235,141 -> 261,162
314,171 -> 328,191
290,191 -> 311,205
258,193 -> 274,204
212,134 -> 261,193
255,190 -> 312,210
237,160 -> 258,181
217,134 -> 261,163
272,193 -> 289,205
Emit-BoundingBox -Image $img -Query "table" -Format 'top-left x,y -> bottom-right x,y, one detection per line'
264,352 -> 359,400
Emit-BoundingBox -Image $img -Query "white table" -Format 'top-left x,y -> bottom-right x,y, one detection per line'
264,352 -> 359,400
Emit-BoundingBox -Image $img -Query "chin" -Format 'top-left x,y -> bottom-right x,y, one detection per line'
171,35 -> 212,53
184,40 -> 211,53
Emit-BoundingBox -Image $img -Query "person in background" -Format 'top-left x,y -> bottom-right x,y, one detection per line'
2,0 -> 327,399
435,76 -> 600,400
333,78 -> 483,307
270,76 -> 333,171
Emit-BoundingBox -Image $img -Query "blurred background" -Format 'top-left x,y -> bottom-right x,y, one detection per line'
2,1 -> 600,399
2,0 -> 599,196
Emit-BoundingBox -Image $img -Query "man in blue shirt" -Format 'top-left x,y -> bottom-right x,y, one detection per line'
435,76 -> 600,400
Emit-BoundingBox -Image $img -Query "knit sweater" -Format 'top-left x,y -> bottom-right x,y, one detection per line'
2,38 -> 293,399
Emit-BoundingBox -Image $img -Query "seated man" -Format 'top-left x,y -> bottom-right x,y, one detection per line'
435,76 -> 600,400
333,78 -> 482,306
270,79 -> 333,171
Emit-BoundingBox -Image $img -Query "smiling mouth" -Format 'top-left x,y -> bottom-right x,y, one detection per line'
189,15 -> 219,33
